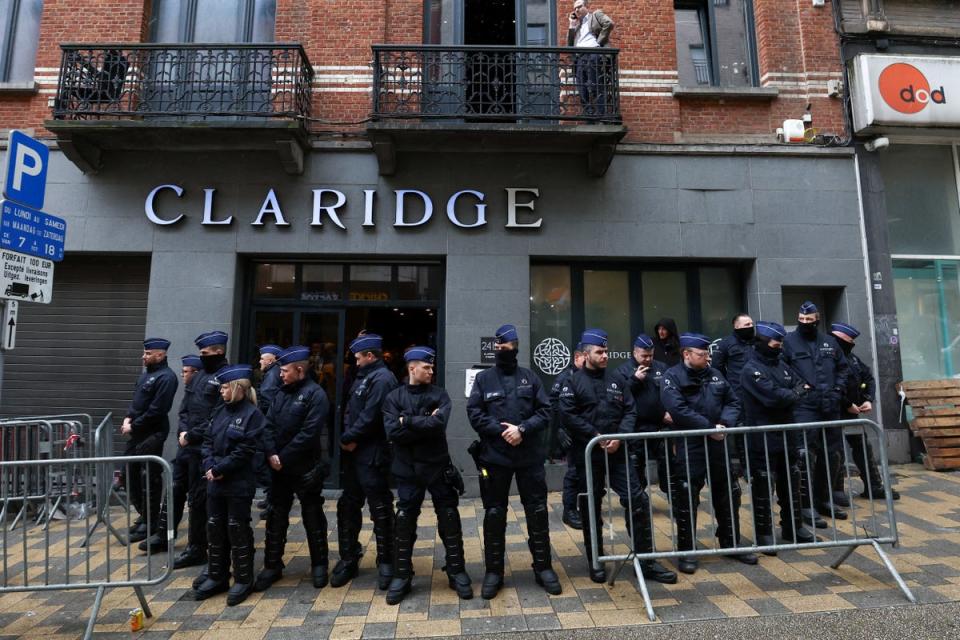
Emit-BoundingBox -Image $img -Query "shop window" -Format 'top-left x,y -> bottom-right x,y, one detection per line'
0,0 -> 43,83
642,271 -> 689,335
348,265 -> 392,302
699,266 -> 742,338
254,263 -> 296,298
530,265 -> 574,378
397,265 -> 442,301
584,270 -> 632,368
302,264 -> 344,302
893,259 -> 960,380
674,0 -> 758,88
881,145 -> 960,256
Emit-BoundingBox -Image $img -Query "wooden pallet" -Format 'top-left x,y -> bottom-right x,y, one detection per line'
899,379 -> 960,470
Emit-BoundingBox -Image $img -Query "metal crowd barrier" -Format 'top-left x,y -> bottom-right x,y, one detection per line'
0,454 -> 174,639
584,418 -> 913,621
81,413 -> 130,547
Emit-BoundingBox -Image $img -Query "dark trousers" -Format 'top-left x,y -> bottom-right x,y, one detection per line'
124,435 -> 165,526
337,451 -> 393,564
748,447 -> 802,535
206,493 -> 254,584
670,440 -> 742,551
171,448 -> 207,531
794,407 -> 843,506
479,463 -> 552,574
562,452 -> 579,512
575,52 -> 606,116
396,473 -> 459,515
576,450 -> 655,555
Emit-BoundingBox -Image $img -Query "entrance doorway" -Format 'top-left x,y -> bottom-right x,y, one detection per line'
245,260 -> 443,486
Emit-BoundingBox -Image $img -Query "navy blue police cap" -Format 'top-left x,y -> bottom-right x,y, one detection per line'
755,321 -> 786,341
259,344 -> 283,356
580,328 -> 608,348
277,345 -> 311,365
404,346 -> 436,364
349,333 -> 382,353
495,324 -> 519,344
679,333 -> 711,350
831,322 -> 860,339
195,331 -> 228,349
143,337 -> 170,350
215,364 -> 253,384
799,301 -> 819,315
633,334 -> 654,349
181,354 -> 202,369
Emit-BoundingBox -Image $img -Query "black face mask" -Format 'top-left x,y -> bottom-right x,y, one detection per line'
735,326 -> 755,342
495,348 -> 518,371
201,353 -> 226,374
839,340 -> 854,355
755,341 -> 781,359
797,322 -> 818,338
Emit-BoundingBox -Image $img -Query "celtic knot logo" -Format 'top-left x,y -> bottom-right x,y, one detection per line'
533,338 -> 570,376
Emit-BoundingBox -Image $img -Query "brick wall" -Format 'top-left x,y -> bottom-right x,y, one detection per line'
7,0 -> 846,144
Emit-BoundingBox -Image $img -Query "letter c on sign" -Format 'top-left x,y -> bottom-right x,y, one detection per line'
145,184 -> 185,225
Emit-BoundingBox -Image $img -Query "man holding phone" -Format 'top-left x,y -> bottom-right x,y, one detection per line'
567,0 -> 614,116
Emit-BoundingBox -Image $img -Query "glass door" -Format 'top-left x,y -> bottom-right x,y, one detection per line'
893,259 -> 960,380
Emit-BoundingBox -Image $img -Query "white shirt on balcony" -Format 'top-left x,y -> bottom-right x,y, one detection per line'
575,15 -> 600,48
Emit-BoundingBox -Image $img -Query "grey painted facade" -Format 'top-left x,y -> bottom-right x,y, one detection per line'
43,146 -> 875,494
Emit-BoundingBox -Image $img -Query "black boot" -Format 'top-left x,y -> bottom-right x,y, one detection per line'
330,498 -> 362,588
254,504 -> 288,592
386,508 -> 416,605
562,507 -> 583,530
302,499 -> 329,589
371,499 -> 395,591
670,472 -> 699,574
578,494 -> 606,584
437,506 -> 472,600
781,459 -> 818,544
139,499 -> 171,553
526,505 -> 561,595
751,470 -> 777,556
192,517 -> 230,600
629,503 -> 677,584
226,519 -> 255,606
175,496 -> 208,569
481,507 -> 506,599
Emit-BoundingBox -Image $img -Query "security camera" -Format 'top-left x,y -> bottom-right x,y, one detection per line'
864,137 -> 890,152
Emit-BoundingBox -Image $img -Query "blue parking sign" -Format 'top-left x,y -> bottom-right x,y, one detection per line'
3,130 -> 48,210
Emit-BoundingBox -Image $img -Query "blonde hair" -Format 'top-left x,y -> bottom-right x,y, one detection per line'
226,378 -> 258,406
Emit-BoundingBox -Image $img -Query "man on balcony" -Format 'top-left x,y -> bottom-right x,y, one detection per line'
568,0 -> 614,117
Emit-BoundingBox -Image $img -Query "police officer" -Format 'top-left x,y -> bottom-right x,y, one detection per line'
550,343 -> 585,529
255,344 -> 283,503
661,333 -> 756,574
123,338 -> 178,543
193,365 -> 265,606
254,345 -> 331,591
467,324 -> 560,599
382,346 -> 472,605
561,329 -> 677,585
830,323 -> 900,502
782,302 -> 850,526
739,322 -> 816,552
333,334 -> 399,590
713,313 -> 755,399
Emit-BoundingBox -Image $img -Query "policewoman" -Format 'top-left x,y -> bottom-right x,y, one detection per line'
466,323 -> 560,599
382,346 -> 472,605
193,365 -> 265,607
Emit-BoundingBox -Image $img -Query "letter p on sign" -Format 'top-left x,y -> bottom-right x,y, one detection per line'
4,130 -> 48,210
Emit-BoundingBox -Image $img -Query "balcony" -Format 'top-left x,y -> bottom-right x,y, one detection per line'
45,44 -> 313,174
369,45 -> 626,176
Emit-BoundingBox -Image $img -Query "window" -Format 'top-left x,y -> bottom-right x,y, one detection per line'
675,0 -> 758,88
0,0 -> 42,83
150,0 -> 276,42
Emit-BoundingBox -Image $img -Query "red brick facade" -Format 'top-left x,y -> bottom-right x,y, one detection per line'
3,0 -> 846,144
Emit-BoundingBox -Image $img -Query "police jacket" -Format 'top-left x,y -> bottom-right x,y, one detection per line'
258,364 -> 282,415
713,334 -> 754,396
202,399 -> 265,498
383,383 -> 452,480
341,359 -> 398,464
467,364 -> 550,469
782,330 -> 849,417
614,358 -> 668,433
559,366 -> 636,461
660,364 -> 740,453
549,366 -> 577,436
842,351 -> 875,409
264,376 -> 329,477
739,350 -> 803,455
179,370 -> 221,450
126,360 -> 178,442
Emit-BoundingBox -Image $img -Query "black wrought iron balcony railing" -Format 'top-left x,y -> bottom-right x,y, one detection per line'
51,43 -> 313,122
372,45 -> 621,124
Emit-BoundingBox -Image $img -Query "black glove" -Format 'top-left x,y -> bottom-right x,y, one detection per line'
301,461 -> 329,493
556,426 -> 572,454
442,464 -> 465,496
792,382 -> 809,398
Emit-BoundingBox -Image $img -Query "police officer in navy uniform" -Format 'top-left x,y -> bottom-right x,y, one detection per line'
740,322 -> 816,552
255,344 -> 283,503
661,333 -> 756,575
467,324 -> 560,599
254,345 -> 331,592
193,365 -> 265,606
713,314 -> 755,399
333,334 -> 399,590
551,343 -> 585,529
382,346 -> 473,605
123,338 -> 179,543
830,323 -> 900,502
560,329 -> 677,585
782,302 -> 850,526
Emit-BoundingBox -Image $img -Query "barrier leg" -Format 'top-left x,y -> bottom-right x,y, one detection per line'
631,556 -> 656,621
134,585 -> 153,618
871,540 -> 917,604
830,544 -> 857,570
82,585 -> 106,640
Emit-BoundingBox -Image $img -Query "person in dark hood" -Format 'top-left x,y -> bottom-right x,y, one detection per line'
652,318 -> 682,367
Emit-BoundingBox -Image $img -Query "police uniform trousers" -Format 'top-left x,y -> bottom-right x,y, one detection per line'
747,443 -> 804,539
843,432 -> 885,498
124,434 -> 165,527
164,446 -> 207,550
479,463 -> 553,576
793,407 -> 843,509
205,493 -> 254,588
575,450 -> 656,570
562,451 -> 580,514
394,472 -> 465,582
669,439 -> 742,552
337,450 -> 394,567
263,469 -> 328,572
